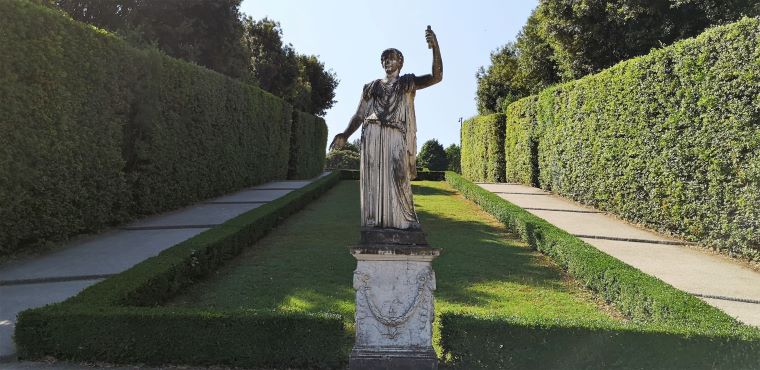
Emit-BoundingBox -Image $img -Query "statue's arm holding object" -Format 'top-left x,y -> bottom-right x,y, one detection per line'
414,26 -> 442,90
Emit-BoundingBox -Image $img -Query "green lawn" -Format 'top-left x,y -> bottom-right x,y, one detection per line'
168,180 -> 620,328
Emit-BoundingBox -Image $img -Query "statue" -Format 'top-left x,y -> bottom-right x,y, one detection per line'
330,26 -> 442,232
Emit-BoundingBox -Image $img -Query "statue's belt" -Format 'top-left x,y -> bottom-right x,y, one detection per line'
363,119 -> 406,133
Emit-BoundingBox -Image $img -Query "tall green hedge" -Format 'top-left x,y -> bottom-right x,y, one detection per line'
288,111 -> 328,179
504,96 -> 539,186
0,1 -> 326,257
460,113 -> 506,182
531,18 -> 760,261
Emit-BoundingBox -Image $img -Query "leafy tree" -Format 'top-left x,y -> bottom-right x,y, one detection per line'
242,17 -> 300,98
540,0 -> 759,80
293,55 -> 339,116
515,6 -> 560,95
53,0 -> 248,79
475,43 -> 528,114
418,139 -> 448,171
445,144 -> 461,173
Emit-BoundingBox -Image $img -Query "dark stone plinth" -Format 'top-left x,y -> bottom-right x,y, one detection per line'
349,347 -> 437,370
360,227 -> 429,246
351,245 -> 440,257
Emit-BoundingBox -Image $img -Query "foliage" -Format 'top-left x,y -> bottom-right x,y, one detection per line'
417,139 -> 448,171
325,151 -> 360,170
52,0 -> 249,79
540,0 -> 759,81
241,17 -> 338,116
514,6 -> 561,95
445,144 -> 461,173
531,18 -> 760,261
460,114 -> 506,182
440,313 -> 760,369
475,43 -> 528,114
288,111 -> 328,180
504,96 -> 539,186
444,172 -> 759,335
0,1 -> 326,257
15,173 -> 347,369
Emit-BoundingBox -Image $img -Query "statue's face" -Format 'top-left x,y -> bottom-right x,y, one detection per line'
382,53 -> 402,74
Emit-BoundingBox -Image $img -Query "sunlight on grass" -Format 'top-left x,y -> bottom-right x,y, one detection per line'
168,180 -> 621,355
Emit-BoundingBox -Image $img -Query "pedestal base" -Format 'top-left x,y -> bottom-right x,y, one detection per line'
350,239 -> 441,370
350,347 -> 437,370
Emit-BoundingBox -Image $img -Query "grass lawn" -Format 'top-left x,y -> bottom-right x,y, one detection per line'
168,180 -> 621,348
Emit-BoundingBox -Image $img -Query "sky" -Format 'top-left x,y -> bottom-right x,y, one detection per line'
239,0 -> 539,150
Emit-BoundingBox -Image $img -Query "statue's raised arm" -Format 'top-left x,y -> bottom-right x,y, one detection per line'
414,26 -> 442,90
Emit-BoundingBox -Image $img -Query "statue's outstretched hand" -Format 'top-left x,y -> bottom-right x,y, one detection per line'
330,133 -> 347,151
425,26 -> 438,49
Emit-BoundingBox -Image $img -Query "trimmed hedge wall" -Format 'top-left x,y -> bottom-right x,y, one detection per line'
288,111 -> 328,180
16,172 -> 348,369
460,114 -> 506,182
440,314 -> 760,369
504,96 -> 539,186
0,1 -> 327,257
444,172 -> 757,334
530,18 -> 759,261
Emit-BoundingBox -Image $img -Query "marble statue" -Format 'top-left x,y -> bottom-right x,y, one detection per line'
330,26 -> 442,231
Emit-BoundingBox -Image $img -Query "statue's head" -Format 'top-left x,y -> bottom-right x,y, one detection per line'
381,48 -> 404,73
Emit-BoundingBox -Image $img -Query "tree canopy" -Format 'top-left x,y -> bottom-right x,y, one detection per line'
476,0 -> 759,113
418,139 -> 448,171
50,0 -> 338,116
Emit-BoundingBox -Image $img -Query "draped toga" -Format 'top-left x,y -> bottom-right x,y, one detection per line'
358,74 -> 420,230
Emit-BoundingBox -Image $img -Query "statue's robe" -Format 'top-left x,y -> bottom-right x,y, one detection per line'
359,74 -> 420,230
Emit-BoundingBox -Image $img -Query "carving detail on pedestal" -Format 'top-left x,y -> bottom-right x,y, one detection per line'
354,266 -> 434,340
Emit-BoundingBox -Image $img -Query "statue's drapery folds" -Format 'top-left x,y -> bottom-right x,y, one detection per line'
359,74 -> 420,230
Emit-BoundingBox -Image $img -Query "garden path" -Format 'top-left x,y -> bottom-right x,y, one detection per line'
478,183 -> 760,328
0,173 -> 329,363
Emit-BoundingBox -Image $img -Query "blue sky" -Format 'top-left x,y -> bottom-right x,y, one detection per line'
239,0 -> 539,150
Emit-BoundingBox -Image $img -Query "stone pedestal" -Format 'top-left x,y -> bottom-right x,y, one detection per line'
349,229 -> 440,370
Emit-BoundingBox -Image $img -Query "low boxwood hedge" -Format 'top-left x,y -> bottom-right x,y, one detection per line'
440,313 -> 760,369
15,171 -> 349,369
460,114 -> 506,183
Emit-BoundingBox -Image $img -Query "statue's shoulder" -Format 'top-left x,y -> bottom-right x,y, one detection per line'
400,74 -> 416,91
362,79 -> 382,99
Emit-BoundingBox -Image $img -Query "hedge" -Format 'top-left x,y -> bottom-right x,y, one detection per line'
0,1 -> 328,258
527,18 -> 760,261
15,171 -> 348,369
440,314 -> 760,369
504,96 -> 539,186
288,111 -> 328,180
460,113 -> 506,182
444,172 -> 758,334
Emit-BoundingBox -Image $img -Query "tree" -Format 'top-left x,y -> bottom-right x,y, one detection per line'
242,17 -> 300,98
54,0 -> 249,79
475,43 -> 528,114
325,138 -> 360,170
540,0 -> 759,80
418,139 -> 448,171
445,144 -> 461,173
241,18 -> 339,116
293,55 -> 339,116
515,5 -> 560,94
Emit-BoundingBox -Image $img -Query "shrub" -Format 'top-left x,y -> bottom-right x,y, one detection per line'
325,150 -> 360,170
504,96 -> 539,186
288,111 -> 328,179
0,1 -> 327,257
528,18 -> 760,261
460,114 -> 506,182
